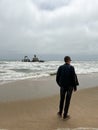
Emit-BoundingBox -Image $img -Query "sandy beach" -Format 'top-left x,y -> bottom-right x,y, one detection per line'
1,0 -> 98,129
0,75 -> 98,130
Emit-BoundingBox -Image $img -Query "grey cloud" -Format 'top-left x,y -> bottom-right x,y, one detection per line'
0,0 -> 98,58
32,0 -> 71,10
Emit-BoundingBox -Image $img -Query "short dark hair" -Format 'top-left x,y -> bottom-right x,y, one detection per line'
64,56 -> 71,62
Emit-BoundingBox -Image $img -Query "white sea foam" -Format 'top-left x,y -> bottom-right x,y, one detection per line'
0,60 -> 98,84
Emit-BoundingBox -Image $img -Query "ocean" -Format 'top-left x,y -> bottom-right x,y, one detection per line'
0,60 -> 98,84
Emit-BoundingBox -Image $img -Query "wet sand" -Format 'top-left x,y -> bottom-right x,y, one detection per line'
0,73 -> 98,102
0,74 -> 98,130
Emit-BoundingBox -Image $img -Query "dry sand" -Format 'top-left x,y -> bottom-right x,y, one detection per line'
0,86 -> 98,130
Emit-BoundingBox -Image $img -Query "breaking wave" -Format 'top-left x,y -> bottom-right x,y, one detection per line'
0,60 -> 98,84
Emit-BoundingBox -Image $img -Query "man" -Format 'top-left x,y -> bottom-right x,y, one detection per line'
56,56 -> 79,119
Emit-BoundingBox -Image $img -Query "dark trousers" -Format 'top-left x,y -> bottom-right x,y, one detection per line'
59,87 -> 73,116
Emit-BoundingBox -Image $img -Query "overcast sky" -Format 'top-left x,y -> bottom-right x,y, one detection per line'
0,0 -> 98,59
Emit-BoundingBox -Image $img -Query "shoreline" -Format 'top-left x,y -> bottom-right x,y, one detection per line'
0,72 -> 98,85
0,73 -> 98,102
0,74 -> 98,129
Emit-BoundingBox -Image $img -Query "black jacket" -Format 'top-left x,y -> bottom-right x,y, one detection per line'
56,63 -> 79,90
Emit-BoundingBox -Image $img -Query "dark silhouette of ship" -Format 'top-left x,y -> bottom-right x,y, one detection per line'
22,55 -> 44,62
22,56 -> 30,62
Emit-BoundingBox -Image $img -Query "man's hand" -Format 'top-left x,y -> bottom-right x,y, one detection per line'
74,87 -> 77,92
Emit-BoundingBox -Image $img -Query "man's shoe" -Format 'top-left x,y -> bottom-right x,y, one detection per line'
57,112 -> 62,117
63,115 -> 70,120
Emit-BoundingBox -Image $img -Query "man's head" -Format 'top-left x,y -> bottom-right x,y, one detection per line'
64,56 -> 72,64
